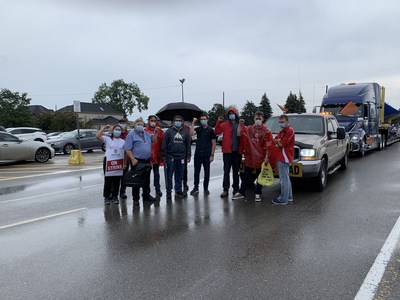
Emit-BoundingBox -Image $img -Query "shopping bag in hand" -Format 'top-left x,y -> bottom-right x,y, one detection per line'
257,162 -> 274,186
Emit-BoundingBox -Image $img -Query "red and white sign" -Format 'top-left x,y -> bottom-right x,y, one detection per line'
105,148 -> 124,176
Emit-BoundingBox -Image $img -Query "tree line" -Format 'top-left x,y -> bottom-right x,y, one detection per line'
0,79 -> 306,130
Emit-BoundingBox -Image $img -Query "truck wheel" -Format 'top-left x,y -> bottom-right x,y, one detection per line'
339,152 -> 348,170
315,158 -> 327,191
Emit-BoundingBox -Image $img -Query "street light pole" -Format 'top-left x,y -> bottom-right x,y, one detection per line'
179,78 -> 185,102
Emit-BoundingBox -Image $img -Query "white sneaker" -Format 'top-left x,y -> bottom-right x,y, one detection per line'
288,198 -> 293,202
232,192 -> 244,200
255,194 -> 261,202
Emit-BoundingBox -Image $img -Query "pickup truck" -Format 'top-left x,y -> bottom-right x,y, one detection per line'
266,113 -> 350,191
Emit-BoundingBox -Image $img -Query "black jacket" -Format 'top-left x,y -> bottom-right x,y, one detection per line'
161,126 -> 191,159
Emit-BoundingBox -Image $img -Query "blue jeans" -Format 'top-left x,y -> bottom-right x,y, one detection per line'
166,157 -> 184,194
277,161 -> 293,202
152,164 -> 161,192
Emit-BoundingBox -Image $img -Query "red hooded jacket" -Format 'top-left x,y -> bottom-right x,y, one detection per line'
214,107 -> 243,154
272,125 -> 295,164
144,122 -> 164,165
240,124 -> 273,169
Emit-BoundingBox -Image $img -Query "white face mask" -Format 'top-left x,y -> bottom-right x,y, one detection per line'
149,121 -> 156,127
255,120 -> 262,126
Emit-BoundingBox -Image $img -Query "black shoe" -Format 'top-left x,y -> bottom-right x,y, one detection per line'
176,191 -> 187,198
119,193 -> 127,199
156,190 -> 163,197
233,190 -> 239,195
104,197 -> 111,205
111,196 -> 119,205
166,193 -> 172,200
190,188 -> 199,196
143,195 -> 156,202
204,190 -> 210,195
184,185 -> 189,192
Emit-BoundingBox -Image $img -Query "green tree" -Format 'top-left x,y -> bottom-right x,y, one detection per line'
259,93 -> 273,120
285,91 -> 307,113
298,92 -> 307,113
92,79 -> 149,117
33,112 -> 53,131
240,100 -> 258,125
51,111 -> 79,131
0,88 -> 32,127
208,103 -> 228,127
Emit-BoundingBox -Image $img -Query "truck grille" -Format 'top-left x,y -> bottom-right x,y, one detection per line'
294,146 -> 300,161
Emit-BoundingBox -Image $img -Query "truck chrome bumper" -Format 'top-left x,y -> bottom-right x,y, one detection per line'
298,160 -> 321,177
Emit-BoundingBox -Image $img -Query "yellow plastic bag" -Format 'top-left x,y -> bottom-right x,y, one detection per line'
257,162 -> 274,186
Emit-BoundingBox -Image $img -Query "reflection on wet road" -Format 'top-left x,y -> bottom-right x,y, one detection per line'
0,145 -> 400,299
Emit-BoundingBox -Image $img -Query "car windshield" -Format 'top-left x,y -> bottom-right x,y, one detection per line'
266,116 -> 324,136
323,105 -> 362,117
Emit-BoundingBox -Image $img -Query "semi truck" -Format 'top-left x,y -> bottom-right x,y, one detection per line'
319,82 -> 400,156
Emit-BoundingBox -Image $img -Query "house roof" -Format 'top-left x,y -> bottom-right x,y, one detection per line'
28,105 -> 53,115
91,116 -> 121,125
57,102 -> 123,114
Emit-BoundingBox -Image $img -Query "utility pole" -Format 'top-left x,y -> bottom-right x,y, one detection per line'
179,78 -> 185,102
222,91 -> 225,108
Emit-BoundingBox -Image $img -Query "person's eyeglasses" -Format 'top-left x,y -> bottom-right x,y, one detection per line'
255,118 -> 262,120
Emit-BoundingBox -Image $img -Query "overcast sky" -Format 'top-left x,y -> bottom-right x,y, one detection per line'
1,0 -> 400,120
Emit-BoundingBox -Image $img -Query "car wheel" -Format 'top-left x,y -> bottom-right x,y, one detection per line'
63,143 -> 75,155
35,148 -> 51,163
315,158 -> 327,191
34,138 -> 44,142
339,151 -> 348,170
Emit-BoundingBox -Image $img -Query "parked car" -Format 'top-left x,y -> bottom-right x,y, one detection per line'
46,129 -> 105,154
6,127 -> 47,142
46,132 -> 63,138
0,132 -> 55,163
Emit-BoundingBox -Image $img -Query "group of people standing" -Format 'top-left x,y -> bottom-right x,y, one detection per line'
97,109 -> 295,207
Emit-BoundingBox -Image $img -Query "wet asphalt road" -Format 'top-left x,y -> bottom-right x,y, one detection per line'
0,144 -> 400,299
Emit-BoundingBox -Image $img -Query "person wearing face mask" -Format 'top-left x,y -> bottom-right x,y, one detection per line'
117,118 -> 130,199
144,115 -> 164,197
271,114 -> 295,205
214,107 -> 243,198
161,115 -> 191,200
189,113 -> 216,196
124,118 -> 158,206
233,111 -> 273,202
96,124 -> 126,205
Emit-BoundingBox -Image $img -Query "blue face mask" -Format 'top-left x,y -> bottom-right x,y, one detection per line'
229,114 -> 236,120
279,123 -> 286,129
119,123 -> 126,130
113,130 -> 121,137
200,120 -> 208,126
135,125 -> 144,132
174,121 -> 182,128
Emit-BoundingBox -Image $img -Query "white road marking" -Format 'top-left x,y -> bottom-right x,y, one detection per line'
0,166 -> 102,181
354,216 -> 400,300
0,207 -> 87,230
0,184 -> 102,204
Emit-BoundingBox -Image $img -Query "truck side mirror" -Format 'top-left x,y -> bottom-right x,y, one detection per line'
337,127 -> 345,140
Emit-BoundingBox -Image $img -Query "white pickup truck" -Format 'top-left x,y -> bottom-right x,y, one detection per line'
266,113 -> 350,191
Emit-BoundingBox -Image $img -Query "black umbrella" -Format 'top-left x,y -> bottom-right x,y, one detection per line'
156,102 -> 203,121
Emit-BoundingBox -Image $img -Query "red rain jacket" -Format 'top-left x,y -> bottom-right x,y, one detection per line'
272,125 -> 295,164
240,124 -> 273,169
144,122 -> 164,165
214,107 -> 243,154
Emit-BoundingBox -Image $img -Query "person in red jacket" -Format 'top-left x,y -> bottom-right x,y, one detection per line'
214,107 -> 242,198
233,111 -> 273,202
144,115 -> 164,197
271,114 -> 295,205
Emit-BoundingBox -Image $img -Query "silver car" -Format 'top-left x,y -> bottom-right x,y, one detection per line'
0,132 -> 55,163
47,129 -> 105,154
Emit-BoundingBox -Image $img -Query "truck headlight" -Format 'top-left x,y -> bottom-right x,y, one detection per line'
351,135 -> 359,142
300,149 -> 318,160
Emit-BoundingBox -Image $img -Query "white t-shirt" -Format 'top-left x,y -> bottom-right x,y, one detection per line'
103,135 -> 125,152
